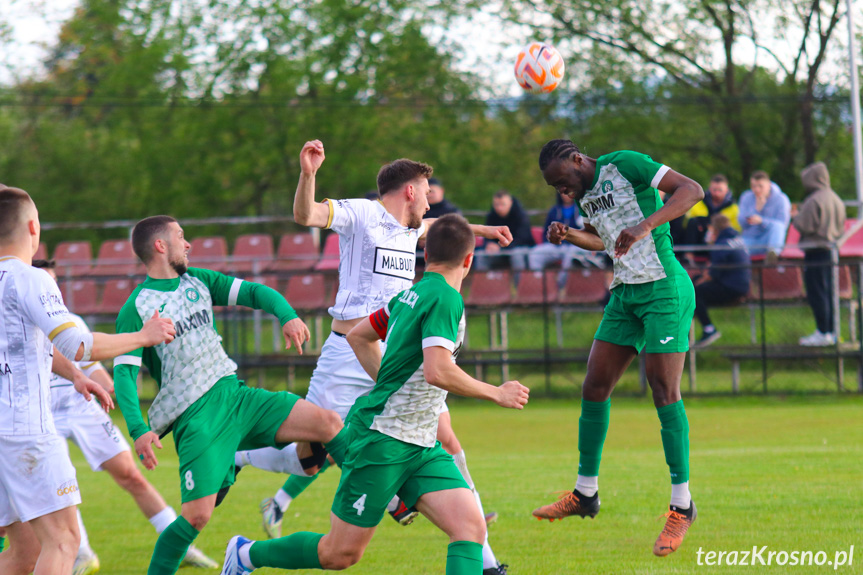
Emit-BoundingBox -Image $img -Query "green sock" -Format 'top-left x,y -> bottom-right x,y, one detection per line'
446,541 -> 483,574
282,459 -> 330,498
0,535 -> 5,552
578,398 -> 611,477
249,532 -> 323,569
147,516 -> 199,575
657,400 -> 690,484
323,426 -> 348,466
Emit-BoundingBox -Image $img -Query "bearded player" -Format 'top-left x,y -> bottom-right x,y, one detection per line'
531,140 -> 703,557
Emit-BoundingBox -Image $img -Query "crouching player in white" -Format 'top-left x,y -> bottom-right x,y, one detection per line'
222,214 -> 529,575
32,259 -> 219,574
0,186 -> 175,575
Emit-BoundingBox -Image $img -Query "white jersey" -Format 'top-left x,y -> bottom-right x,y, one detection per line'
0,257 -> 83,436
324,198 -> 425,321
49,314 -> 105,413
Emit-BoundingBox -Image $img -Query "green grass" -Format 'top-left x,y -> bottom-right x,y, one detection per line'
67,396 -> 863,574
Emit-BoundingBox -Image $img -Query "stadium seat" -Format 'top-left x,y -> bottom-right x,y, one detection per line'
839,219 -> 863,257
91,240 -> 140,277
54,241 -> 93,277
753,265 -> 804,300
560,268 -> 610,305
249,274 -> 280,291
465,271 -> 512,307
531,226 -> 545,246
514,270 -> 559,305
97,279 -> 135,314
34,242 -> 48,261
59,280 -> 99,315
270,233 -> 319,272
230,234 -> 274,274
285,274 -> 328,311
780,226 -> 804,259
189,236 -> 228,272
315,234 -> 340,271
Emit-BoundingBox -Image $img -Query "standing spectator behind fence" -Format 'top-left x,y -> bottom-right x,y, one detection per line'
693,214 -> 751,347
475,189 -> 535,271
738,170 -> 791,259
683,174 -> 741,248
529,192 -> 589,272
794,162 -> 846,346
423,177 -> 461,219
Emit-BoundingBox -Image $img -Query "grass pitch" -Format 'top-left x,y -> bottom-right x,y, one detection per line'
68,396 -> 862,574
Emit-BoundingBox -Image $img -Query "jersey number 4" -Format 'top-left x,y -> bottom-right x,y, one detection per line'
353,494 -> 367,516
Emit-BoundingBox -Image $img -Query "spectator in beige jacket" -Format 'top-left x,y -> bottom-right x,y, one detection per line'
793,162 -> 846,346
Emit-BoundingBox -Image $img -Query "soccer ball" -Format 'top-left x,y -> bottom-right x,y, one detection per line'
514,42 -> 565,94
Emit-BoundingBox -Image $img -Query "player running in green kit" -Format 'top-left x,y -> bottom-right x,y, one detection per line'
531,140 -> 704,557
220,214 -> 529,575
114,216 -> 346,575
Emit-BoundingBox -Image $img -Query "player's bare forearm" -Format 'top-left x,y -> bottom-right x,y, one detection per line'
89,369 -> 114,394
566,227 -> 605,251
347,319 -> 383,382
424,357 -> 499,402
51,347 -> 79,380
88,332 -> 150,362
470,224 -> 513,247
645,170 -> 704,232
293,173 -> 329,228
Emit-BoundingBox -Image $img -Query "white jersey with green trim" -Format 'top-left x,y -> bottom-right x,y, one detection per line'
578,150 -> 675,289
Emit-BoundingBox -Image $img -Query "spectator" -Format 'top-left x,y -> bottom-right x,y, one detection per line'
475,189 -> 534,271
424,177 -> 461,219
693,214 -> 752,347
738,170 -> 791,258
529,192 -> 601,273
683,174 -> 741,248
794,161 -> 846,346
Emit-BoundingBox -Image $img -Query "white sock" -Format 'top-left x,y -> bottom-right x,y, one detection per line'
452,450 -> 475,488
235,451 -> 250,469
149,506 -> 178,534
470,488 -> 498,569
575,475 -> 598,497
241,445 -> 309,476
274,488 -> 293,513
76,508 -> 93,555
386,495 -> 401,513
671,482 -> 691,509
238,540 -> 256,570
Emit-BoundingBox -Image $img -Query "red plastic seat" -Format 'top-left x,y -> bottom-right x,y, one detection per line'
97,279 -> 135,314
270,233 -> 318,272
59,280 -> 99,315
34,243 -> 48,261
285,274 -> 328,311
531,226 -> 545,246
514,270 -> 559,305
249,274 -> 280,292
315,234 -> 340,271
780,226 -> 804,259
54,241 -> 92,277
754,266 -> 804,300
190,237 -> 228,272
465,271 -> 512,307
840,219 -> 863,257
560,269 -> 610,305
91,240 -> 140,277
230,234 -> 274,274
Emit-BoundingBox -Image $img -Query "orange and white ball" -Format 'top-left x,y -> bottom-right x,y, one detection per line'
514,42 -> 565,94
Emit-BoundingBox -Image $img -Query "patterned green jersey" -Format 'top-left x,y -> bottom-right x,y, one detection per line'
114,268 -> 297,439
350,272 -> 465,448
578,150 -> 682,288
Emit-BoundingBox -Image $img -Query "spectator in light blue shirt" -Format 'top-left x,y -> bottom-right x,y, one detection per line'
737,170 -> 791,257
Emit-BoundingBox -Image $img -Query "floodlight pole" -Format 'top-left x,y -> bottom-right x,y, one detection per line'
847,0 -> 863,209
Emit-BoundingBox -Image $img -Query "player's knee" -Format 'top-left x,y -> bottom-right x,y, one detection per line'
52,523 -> 80,560
7,552 -> 37,574
321,408 -> 343,440
114,462 -> 148,493
321,547 -> 364,570
183,508 -> 212,530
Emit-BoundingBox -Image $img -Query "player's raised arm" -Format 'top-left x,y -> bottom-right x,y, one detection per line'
423,346 -> 529,409
293,140 -> 332,228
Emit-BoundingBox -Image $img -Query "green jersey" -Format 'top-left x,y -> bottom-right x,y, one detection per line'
113,268 -> 297,439
579,150 -> 682,288
350,272 -> 465,448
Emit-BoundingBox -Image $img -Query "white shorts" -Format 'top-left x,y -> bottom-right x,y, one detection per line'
0,434 -> 81,526
53,393 -> 129,472
305,332 -> 379,420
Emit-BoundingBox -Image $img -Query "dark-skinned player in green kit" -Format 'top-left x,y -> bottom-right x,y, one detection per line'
531,140 -> 704,557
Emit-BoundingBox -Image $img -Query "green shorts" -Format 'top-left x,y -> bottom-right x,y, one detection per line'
172,375 -> 300,502
331,428 -> 468,528
594,271 -> 695,353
